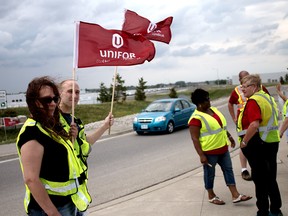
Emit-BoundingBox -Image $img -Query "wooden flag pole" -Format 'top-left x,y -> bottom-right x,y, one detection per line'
71,68 -> 76,145
72,68 -> 76,124
109,66 -> 118,135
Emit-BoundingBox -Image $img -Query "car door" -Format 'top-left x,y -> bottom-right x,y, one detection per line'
180,99 -> 194,124
173,100 -> 184,127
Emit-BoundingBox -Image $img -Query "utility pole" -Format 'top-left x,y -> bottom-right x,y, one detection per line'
212,68 -> 219,88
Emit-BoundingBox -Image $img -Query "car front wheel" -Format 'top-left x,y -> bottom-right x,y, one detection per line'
166,121 -> 174,134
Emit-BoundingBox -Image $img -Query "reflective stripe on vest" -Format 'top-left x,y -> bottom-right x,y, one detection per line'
282,100 -> 288,119
193,113 -> 227,137
254,93 -> 278,140
235,86 -> 247,111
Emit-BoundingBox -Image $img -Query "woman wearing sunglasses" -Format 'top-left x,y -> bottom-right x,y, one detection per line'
16,76 -> 91,215
188,88 -> 252,206
237,74 -> 282,216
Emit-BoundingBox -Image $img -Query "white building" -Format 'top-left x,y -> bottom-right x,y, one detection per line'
231,71 -> 288,85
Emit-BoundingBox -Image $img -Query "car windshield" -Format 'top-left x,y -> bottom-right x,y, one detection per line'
145,101 -> 172,112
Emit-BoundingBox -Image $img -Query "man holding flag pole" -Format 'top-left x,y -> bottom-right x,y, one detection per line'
66,10 -> 172,212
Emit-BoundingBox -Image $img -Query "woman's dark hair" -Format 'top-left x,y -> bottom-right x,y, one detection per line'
191,88 -> 209,106
26,76 -> 69,140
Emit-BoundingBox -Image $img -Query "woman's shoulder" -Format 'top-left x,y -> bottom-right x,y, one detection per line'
17,124 -> 41,149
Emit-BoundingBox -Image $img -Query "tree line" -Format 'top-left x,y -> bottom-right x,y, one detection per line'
96,74 -> 179,103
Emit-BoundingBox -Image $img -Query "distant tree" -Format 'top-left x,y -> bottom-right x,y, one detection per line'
285,74 -> 288,83
97,82 -> 111,103
175,81 -> 186,87
280,76 -> 285,84
219,79 -> 227,85
134,77 -> 147,101
205,81 -> 210,85
111,73 -> 127,103
169,87 -> 178,98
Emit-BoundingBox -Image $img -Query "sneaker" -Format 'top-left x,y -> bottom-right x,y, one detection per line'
241,170 -> 252,181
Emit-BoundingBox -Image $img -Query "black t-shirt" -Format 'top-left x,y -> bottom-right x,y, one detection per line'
17,125 -> 72,210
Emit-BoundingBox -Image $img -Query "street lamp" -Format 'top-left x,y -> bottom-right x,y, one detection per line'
212,68 -> 219,87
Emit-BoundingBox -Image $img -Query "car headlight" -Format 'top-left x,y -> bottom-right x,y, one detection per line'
155,116 -> 166,122
133,117 -> 138,122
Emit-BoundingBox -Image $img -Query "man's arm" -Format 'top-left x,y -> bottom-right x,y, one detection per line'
228,102 -> 237,124
86,112 -> 114,145
276,83 -> 287,102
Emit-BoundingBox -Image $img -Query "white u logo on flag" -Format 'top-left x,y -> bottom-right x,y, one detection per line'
147,23 -> 157,33
112,34 -> 123,49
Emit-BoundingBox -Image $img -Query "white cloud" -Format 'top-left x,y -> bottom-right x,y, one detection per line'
0,0 -> 288,93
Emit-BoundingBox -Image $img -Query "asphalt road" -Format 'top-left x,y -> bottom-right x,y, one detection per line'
0,101 -> 236,215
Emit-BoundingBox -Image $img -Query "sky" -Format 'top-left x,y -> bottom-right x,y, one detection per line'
1,0 -> 288,93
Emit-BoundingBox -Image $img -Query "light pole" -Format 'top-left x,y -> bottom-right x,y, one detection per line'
212,68 -> 219,87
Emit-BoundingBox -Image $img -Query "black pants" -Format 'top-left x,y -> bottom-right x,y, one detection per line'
241,135 -> 282,216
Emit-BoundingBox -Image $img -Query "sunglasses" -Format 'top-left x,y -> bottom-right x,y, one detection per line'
38,96 -> 59,104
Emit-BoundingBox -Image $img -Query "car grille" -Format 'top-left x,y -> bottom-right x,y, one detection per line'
138,118 -> 153,123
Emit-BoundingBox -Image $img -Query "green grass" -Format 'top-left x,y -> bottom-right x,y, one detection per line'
0,86 -> 235,144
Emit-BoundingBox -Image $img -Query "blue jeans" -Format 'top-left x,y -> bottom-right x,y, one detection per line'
28,201 -> 76,216
203,151 -> 236,189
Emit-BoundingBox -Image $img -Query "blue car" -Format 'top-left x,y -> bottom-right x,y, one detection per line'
133,98 -> 196,135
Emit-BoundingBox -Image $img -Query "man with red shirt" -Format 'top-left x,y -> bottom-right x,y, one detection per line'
228,71 -> 269,181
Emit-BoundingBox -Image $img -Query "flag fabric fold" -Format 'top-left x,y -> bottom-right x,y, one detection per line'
122,9 -> 173,44
73,21 -> 156,68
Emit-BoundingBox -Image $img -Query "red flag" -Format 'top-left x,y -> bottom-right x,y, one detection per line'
122,10 -> 173,44
73,21 -> 156,68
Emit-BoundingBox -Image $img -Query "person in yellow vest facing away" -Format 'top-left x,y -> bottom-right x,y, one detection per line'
237,74 -> 282,216
228,70 -> 269,181
188,88 -> 252,205
58,79 -> 114,216
16,76 -> 91,215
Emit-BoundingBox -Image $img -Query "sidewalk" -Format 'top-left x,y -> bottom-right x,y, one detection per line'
88,140 -> 288,216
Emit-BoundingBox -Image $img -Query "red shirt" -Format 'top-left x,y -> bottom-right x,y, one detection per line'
240,99 -> 262,130
228,85 -> 269,105
189,110 -> 228,154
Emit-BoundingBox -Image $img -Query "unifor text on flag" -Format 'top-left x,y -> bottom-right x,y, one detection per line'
73,21 -> 156,68
122,9 -> 173,44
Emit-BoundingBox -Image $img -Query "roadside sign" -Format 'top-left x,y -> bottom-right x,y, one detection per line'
0,90 -> 7,109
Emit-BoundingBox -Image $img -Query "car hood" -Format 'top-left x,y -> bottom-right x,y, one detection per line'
136,112 -> 169,119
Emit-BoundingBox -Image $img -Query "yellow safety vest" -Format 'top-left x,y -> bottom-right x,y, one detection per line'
188,107 -> 228,151
237,90 -> 280,143
16,118 -> 92,213
60,114 -> 91,172
282,99 -> 288,119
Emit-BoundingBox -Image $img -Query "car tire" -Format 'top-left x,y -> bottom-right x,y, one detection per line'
166,121 -> 174,134
136,131 -> 144,135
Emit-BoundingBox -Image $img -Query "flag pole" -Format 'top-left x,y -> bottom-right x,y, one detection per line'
72,68 -> 76,124
70,68 -> 76,145
109,66 -> 117,135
